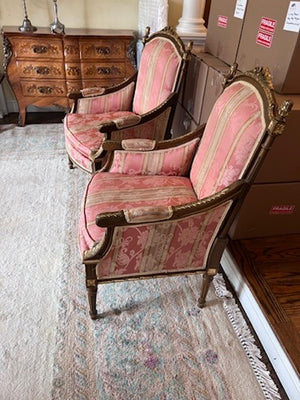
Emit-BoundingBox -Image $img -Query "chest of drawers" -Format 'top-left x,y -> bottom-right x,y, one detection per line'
2,27 -> 136,126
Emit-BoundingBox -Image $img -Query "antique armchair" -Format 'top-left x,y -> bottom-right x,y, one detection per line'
64,26 -> 192,173
78,66 -> 292,319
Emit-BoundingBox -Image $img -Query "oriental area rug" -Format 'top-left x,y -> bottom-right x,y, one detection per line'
0,123 -> 282,400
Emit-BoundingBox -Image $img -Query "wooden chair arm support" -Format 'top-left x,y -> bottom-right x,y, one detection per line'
101,125 -> 205,152
100,92 -> 178,139
67,72 -> 138,110
95,180 -> 247,228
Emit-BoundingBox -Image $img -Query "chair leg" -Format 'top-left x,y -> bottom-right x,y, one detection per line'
68,156 -> 75,169
87,285 -> 98,319
85,264 -> 98,319
198,272 -> 214,308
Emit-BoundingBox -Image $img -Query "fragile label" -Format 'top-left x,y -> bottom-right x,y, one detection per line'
218,15 -> 228,28
234,0 -> 248,19
284,1 -> 300,32
259,17 -> 277,33
256,30 -> 273,48
269,205 -> 295,215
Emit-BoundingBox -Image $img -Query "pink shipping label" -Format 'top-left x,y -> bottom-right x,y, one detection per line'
269,205 -> 295,215
217,15 -> 228,28
259,16 -> 277,33
256,30 -> 273,48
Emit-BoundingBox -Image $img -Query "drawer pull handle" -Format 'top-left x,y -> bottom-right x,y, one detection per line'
35,66 -> 50,75
97,67 -> 111,75
38,86 -> 52,94
32,45 -> 48,54
96,47 -> 110,55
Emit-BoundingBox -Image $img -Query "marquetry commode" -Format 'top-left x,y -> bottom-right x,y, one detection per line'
1,26 -> 136,126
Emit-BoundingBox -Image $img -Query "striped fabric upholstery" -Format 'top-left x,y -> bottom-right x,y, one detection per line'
132,37 -> 181,115
92,203 -> 231,278
77,82 -> 135,114
190,81 -> 266,200
79,173 -> 197,252
109,137 -> 200,176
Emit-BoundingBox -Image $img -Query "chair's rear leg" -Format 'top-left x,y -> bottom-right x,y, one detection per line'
68,156 -> 75,169
198,271 -> 214,308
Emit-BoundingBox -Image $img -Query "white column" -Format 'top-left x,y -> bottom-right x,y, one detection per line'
176,0 -> 207,37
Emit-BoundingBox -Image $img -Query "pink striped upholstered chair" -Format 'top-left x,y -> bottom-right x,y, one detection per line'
64,26 -> 192,173
78,66 -> 292,319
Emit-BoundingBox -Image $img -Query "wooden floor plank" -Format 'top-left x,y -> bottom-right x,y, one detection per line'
229,234 -> 300,374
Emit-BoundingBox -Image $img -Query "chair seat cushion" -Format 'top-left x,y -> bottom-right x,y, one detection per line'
64,111 -> 136,172
79,172 -> 197,252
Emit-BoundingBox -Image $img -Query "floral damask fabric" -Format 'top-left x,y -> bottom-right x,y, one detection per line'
190,81 -> 266,199
94,202 -> 231,278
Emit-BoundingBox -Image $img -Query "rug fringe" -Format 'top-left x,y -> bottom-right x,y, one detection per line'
213,274 -> 282,400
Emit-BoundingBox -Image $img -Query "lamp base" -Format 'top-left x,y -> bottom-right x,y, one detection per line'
19,17 -> 37,32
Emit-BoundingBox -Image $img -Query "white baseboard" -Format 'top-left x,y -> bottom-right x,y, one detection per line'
221,248 -> 300,400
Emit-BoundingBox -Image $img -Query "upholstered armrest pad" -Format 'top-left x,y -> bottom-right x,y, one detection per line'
77,81 -> 135,114
109,137 -> 200,176
80,87 -> 106,97
121,138 -> 156,150
124,206 -> 173,223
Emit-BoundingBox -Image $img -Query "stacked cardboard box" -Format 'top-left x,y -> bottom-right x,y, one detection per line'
204,0 -> 300,239
174,0 -> 300,238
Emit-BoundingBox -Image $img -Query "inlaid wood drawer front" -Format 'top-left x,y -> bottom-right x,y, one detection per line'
64,39 -> 80,61
65,62 -> 82,80
21,80 -> 66,97
80,40 -> 126,60
82,79 -> 122,89
66,81 -> 82,94
16,61 -> 65,78
10,37 -> 63,59
81,62 -> 125,79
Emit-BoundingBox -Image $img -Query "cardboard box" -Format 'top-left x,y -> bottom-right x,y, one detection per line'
182,55 -> 208,125
255,94 -> 300,183
236,0 -> 300,93
171,102 -> 197,138
205,0 -> 248,65
199,54 -> 230,124
229,182 -> 300,239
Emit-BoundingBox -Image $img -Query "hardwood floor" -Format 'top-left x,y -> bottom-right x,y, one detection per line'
229,234 -> 300,374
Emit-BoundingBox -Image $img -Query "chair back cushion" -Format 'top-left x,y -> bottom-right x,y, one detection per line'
132,37 -> 182,115
190,81 -> 266,199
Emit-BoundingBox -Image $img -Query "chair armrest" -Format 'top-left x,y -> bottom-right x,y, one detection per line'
124,206 -> 173,223
95,180 -> 247,228
102,129 -> 204,176
102,126 -> 205,152
68,73 -> 137,113
100,92 -> 178,138
83,180 -> 247,261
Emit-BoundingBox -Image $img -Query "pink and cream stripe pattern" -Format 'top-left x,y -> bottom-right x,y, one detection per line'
76,82 -> 135,114
79,173 -> 197,253
109,137 -> 200,175
190,81 -> 266,199
133,38 -> 181,115
92,202 -> 231,279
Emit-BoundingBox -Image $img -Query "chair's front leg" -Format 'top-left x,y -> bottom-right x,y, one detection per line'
85,264 -> 98,319
198,269 -> 216,308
